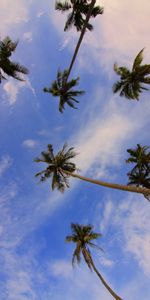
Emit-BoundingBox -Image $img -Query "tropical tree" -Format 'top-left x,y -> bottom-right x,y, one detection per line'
113,48 -> 150,100
35,143 -> 150,196
126,144 -> 150,199
43,69 -> 84,112
66,223 -> 122,300
55,0 -> 104,32
0,36 -> 28,83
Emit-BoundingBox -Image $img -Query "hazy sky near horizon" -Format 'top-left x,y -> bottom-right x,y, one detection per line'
0,1 -> 150,299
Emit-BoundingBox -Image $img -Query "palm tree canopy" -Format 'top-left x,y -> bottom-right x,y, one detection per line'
113,48 -> 150,100
66,223 -> 102,268
35,143 -> 78,192
55,0 -> 104,31
43,69 -> 85,112
0,36 -> 29,83
126,144 -> 150,189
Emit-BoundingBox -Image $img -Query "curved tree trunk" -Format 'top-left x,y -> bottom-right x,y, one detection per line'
90,258 -> 123,300
63,170 -> 150,196
66,0 -> 96,81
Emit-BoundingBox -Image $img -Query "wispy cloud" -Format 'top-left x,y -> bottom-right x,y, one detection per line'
113,196 -> 150,275
22,139 -> 38,149
3,78 -> 35,105
0,0 -> 29,36
0,155 -> 12,177
23,31 -> 33,42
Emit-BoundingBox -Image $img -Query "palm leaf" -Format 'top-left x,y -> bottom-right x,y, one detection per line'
132,48 -> 144,70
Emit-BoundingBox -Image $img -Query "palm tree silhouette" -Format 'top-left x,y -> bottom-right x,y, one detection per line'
0,36 -> 28,83
66,223 -> 122,300
126,144 -> 150,200
55,0 -> 104,32
113,49 -> 150,100
43,69 -> 84,112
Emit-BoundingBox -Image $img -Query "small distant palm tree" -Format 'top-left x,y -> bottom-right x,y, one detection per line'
126,144 -> 150,194
43,69 -> 84,113
0,36 -> 28,83
55,0 -> 104,32
66,223 -> 122,300
113,48 -> 150,100
35,143 -> 150,195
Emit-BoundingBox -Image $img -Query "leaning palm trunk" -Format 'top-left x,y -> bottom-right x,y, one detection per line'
90,257 -> 122,300
66,0 -> 96,81
63,170 -> 150,195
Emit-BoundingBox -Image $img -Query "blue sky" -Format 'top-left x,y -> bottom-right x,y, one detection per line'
0,0 -> 150,299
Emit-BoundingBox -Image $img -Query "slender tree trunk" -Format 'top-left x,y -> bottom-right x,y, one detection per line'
63,170 -> 150,195
66,0 -> 96,81
90,258 -> 123,300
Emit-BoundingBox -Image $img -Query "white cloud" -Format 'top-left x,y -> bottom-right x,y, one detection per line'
112,196 -> 150,275
0,155 -> 12,177
49,260 -> 72,279
36,11 -> 44,18
23,31 -> 33,42
71,97 -> 150,179
22,139 -> 38,149
3,78 -> 35,105
3,81 -> 19,105
0,0 -> 29,36
100,200 -> 113,232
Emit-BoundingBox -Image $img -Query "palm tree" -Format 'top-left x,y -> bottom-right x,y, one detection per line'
55,0 -> 104,32
0,36 -> 28,83
113,48 -> 150,100
66,223 -> 122,300
126,144 -> 150,173
56,0 -> 103,81
35,144 -> 77,192
43,69 -> 84,113
35,143 -> 150,196
126,144 -> 150,200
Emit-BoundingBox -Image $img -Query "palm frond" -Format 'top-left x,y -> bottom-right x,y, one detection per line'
55,1 -> 71,11
132,48 -> 144,70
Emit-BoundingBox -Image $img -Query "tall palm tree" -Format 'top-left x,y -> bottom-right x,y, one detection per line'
126,144 -> 150,200
43,69 -> 84,113
66,223 -> 122,300
35,143 -> 150,196
113,48 -> 150,100
56,0 -> 103,82
0,36 -> 28,83
55,0 -> 104,32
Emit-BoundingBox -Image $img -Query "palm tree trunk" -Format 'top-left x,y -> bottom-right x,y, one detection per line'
90,258 -> 123,300
66,0 -> 96,81
63,170 -> 150,195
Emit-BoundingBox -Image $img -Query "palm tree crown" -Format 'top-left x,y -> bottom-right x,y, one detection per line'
35,143 -> 77,192
0,36 -> 28,83
43,69 -> 85,113
66,223 -> 102,267
113,48 -> 150,100
126,144 -> 150,190
55,0 -> 104,32
66,223 -> 122,300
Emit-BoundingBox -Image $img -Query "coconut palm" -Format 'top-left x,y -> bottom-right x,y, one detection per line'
66,223 -> 122,300
113,48 -> 150,100
43,69 -> 84,113
35,144 -> 77,192
35,143 -> 150,196
126,144 -> 150,192
55,0 -> 104,32
0,36 -> 28,83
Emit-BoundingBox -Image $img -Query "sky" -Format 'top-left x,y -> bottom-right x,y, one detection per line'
0,0 -> 150,299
